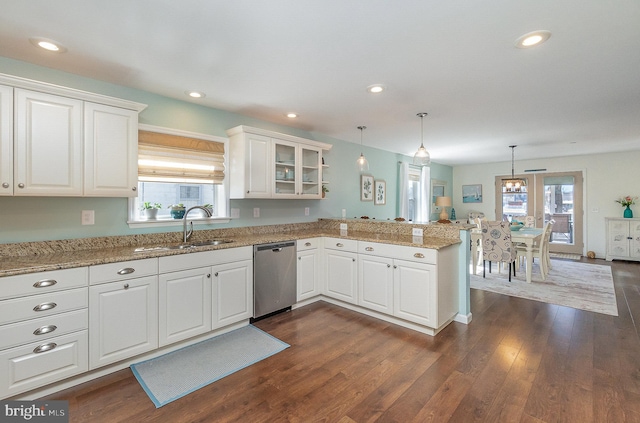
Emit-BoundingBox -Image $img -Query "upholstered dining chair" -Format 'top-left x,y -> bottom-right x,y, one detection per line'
481,220 -> 517,282
516,221 -> 554,280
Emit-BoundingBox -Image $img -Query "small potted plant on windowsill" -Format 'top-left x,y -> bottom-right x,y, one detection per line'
168,203 -> 186,219
141,202 -> 162,220
322,185 -> 329,199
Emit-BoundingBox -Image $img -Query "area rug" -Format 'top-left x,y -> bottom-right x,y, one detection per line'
131,325 -> 289,407
470,259 -> 618,316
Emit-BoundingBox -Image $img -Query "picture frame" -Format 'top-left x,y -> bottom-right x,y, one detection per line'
462,184 -> 483,203
360,174 -> 373,201
374,180 -> 386,205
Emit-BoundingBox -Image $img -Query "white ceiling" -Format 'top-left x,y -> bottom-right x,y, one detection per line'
1,0 -> 639,165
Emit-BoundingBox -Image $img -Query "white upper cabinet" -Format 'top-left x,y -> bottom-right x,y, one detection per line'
0,84 -> 12,196
227,125 -> 331,200
15,89 -> 83,196
0,72 -> 146,197
84,102 -> 138,197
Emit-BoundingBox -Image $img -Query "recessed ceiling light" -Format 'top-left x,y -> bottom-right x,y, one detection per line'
29,37 -> 67,53
185,91 -> 205,99
367,84 -> 385,94
286,113 -> 298,118
515,30 -> 551,48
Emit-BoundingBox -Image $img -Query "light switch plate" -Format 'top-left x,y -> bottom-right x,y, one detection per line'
81,210 -> 95,225
412,228 -> 423,237
305,207 -> 310,216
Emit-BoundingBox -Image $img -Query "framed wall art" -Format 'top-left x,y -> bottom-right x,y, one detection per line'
360,174 -> 373,201
462,184 -> 483,203
374,180 -> 386,205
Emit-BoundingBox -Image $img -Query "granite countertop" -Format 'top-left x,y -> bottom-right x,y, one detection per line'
0,224 -> 462,278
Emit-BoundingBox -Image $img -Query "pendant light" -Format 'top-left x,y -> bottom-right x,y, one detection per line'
502,145 -> 527,192
356,125 -> 369,173
413,113 -> 431,166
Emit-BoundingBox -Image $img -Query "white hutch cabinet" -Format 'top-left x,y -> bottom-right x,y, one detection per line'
606,217 -> 640,262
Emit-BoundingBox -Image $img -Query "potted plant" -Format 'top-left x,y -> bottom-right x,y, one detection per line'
168,203 -> 186,219
141,202 -> 162,219
203,203 -> 213,215
322,185 -> 329,199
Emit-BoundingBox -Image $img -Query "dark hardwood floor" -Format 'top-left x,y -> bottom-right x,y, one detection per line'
43,258 -> 640,422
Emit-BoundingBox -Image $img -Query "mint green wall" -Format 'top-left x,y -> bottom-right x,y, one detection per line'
0,57 -> 452,243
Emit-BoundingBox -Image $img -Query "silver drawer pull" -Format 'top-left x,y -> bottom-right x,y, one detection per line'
33,279 -> 57,288
33,325 -> 57,336
336,243 -> 344,247
117,268 -> 135,275
305,242 -> 312,247
414,253 -> 425,259
365,247 -> 374,251
33,302 -> 57,312
33,343 -> 57,354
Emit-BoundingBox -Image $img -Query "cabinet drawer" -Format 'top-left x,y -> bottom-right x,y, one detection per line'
358,241 -> 437,264
0,309 -> 88,351
0,267 -> 87,300
323,237 -> 358,252
0,287 -> 87,325
159,246 -> 252,273
89,258 -> 158,285
297,238 -> 319,251
0,330 -> 88,399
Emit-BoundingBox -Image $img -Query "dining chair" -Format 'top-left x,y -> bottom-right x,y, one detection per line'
481,221 -> 517,282
516,221 -> 554,279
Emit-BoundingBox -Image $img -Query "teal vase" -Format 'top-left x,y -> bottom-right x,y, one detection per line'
624,205 -> 633,218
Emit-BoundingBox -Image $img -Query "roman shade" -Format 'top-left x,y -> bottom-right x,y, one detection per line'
138,130 -> 225,184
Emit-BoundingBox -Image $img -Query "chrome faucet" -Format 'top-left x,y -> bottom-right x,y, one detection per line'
183,206 -> 213,242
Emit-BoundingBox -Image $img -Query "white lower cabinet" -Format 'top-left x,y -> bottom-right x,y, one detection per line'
324,238 -> 358,305
89,275 -> 158,370
159,267 -> 212,347
606,217 -> 640,261
358,255 -> 393,314
393,259 -> 437,327
296,238 -> 321,301
0,267 -> 89,399
212,260 -> 253,329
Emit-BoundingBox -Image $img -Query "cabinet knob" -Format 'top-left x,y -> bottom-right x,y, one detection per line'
124,283 -> 130,289
33,325 -> 57,336
33,279 -> 57,288
207,273 -> 211,278
33,302 -> 57,312
387,264 -> 391,268
298,257 -> 301,260
394,265 -> 397,269
18,183 -> 25,188
1,182 -> 8,188
215,272 -> 219,277
247,190 -> 250,194
132,186 -> 137,191
33,343 -> 57,354
352,258 -> 356,262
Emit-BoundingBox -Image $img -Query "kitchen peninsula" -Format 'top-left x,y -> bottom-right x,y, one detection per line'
0,218 -> 471,400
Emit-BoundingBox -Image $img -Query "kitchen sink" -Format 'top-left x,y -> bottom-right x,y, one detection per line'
134,239 -> 234,253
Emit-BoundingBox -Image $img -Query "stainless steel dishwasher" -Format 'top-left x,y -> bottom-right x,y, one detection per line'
253,241 -> 297,319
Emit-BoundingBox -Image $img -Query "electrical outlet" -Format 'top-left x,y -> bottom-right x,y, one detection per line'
412,228 -> 423,237
81,210 -> 95,225
304,207 -> 310,216
340,223 -> 347,230
253,208 -> 260,218
231,208 -> 240,218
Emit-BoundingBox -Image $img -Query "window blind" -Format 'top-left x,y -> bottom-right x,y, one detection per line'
138,130 -> 225,184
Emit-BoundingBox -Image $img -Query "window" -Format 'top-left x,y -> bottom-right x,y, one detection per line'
128,125 -> 229,226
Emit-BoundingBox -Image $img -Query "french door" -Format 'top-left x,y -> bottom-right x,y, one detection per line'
496,171 -> 583,255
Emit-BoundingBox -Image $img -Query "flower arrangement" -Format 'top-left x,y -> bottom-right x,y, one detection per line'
615,196 -> 638,207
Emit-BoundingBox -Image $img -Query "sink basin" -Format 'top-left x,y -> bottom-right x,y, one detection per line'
134,239 -> 234,253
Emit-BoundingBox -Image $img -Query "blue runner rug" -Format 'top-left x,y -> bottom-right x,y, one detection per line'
131,325 -> 289,407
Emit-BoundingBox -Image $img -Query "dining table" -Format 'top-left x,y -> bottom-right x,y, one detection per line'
470,227 -> 544,283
